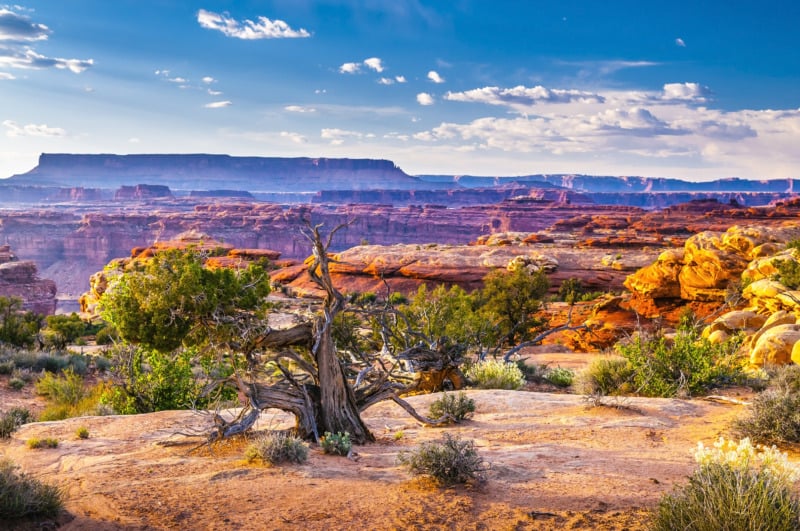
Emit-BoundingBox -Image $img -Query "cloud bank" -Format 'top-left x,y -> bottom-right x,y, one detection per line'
197,9 -> 310,39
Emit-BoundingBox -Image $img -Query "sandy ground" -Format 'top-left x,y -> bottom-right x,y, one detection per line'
0,383 -> 757,531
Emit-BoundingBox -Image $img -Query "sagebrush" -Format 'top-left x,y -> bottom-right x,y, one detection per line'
466,359 -> 525,390
428,391 -> 475,422
398,433 -> 487,486
244,432 -> 308,465
0,458 -> 64,519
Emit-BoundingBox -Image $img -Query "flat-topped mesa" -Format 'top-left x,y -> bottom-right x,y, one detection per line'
12,153 -> 431,192
0,244 -> 57,315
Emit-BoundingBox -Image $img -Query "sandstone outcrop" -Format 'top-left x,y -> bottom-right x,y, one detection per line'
0,244 -> 57,315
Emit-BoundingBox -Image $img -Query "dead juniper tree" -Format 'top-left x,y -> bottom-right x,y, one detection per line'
211,223 -> 449,445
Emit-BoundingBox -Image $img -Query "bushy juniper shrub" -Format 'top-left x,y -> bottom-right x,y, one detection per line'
466,359 -> 525,390
428,391 -> 475,422
0,458 -> 64,519
245,432 -> 308,465
320,431 -> 352,456
653,438 -> 800,531
773,258 -> 800,290
398,433 -> 487,486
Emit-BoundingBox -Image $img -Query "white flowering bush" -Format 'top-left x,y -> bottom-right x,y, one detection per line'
653,437 -> 800,530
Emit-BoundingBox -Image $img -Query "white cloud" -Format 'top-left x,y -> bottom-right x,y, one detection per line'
0,9 -> 92,74
0,71 -> 13,79
315,88 -> 327,94
168,76 -> 187,83
363,57 -> 384,72
197,9 -> 310,39
675,37 -> 686,47
445,85 -> 604,108
204,100 -> 232,108
0,8 -> 50,42
378,77 -> 394,85
280,131 -> 307,143
207,89 -> 222,96
339,62 -> 360,74
427,70 -> 445,83
3,119 -> 65,137
395,75 -> 407,83
285,105 -> 316,113
202,76 -> 216,84
321,127 -> 366,145
660,82 -> 709,103
416,92 -> 434,106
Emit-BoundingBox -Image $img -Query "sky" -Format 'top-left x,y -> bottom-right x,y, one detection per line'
1,1 -> 799,181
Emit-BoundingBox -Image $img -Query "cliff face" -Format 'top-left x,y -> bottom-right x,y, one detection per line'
0,245 -> 57,315
10,154 -> 431,192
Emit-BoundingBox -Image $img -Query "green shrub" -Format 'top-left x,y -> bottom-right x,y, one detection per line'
735,389 -> 800,445
616,322 -> 745,397
38,382 -> 109,421
0,458 -> 64,519
398,433 -> 487,486
0,359 -> 14,374
0,408 -> 33,439
428,391 -> 475,422
466,359 -> 525,390
245,432 -> 308,465
320,431 -> 352,456
575,357 -> 635,396
75,426 -> 89,440
94,325 -> 118,346
773,258 -> 800,290
33,353 -> 69,373
94,355 -> 112,372
35,368 -> 85,406
26,438 -> 59,449
653,438 -> 800,531
544,367 -> 574,388
8,377 -> 24,391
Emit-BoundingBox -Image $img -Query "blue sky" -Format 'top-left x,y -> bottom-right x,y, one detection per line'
1,1 -> 799,181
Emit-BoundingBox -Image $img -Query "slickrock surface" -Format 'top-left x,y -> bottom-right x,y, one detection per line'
0,388 -> 753,530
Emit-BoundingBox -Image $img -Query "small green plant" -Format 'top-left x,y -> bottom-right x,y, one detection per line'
575,357 -> 635,396
35,368 -> 86,406
544,367 -> 574,388
398,433 -> 487,486
0,458 -> 64,519
8,377 -> 25,391
75,426 -> 89,440
244,432 -> 308,465
653,438 -> 800,531
0,408 -> 33,439
428,391 -> 476,422
26,438 -> 59,449
320,431 -> 352,456
393,431 -> 405,440
735,368 -> 800,445
466,359 -> 525,390
0,359 -> 15,374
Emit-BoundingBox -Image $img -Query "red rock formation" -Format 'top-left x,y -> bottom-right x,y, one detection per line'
0,245 -> 56,315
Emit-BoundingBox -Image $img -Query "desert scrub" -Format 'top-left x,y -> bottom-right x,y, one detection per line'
616,320 -> 745,397
575,356 -> 635,396
8,377 -> 25,391
320,431 -> 352,456
428,391 -> 475,422
244,432 -> 308,465
26,438 -> 59,449
75,426 -> 89,440
0,458 -> 64,519
653,437 -> 800,531
398,433 -> 487,486
544,366 -> 574,388
735,366 -> 800,445
0,408 -> 33,439
466,359 -> 525,390
0,359 -> 14,375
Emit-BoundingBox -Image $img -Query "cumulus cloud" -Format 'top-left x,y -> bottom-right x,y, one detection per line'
427,70 -> 445,83
395,75 -> 406,83
197,9 -> 310,39
339,62 -> 360,74
285,105 -> 316,113
660,82 -> 709,103
280,131 -> 306,143
204,100 -> 232,108
363,57 -> 384,72
445,85 -> 604,108
0,8 -> 92,74
3,119 -> 65,137
0,8 -> 50,42
675,37 -> 686,47
208,89 -> 222,96
321,127 -> 369,145
416,92 -> 434,106
202,76 -> 216,84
